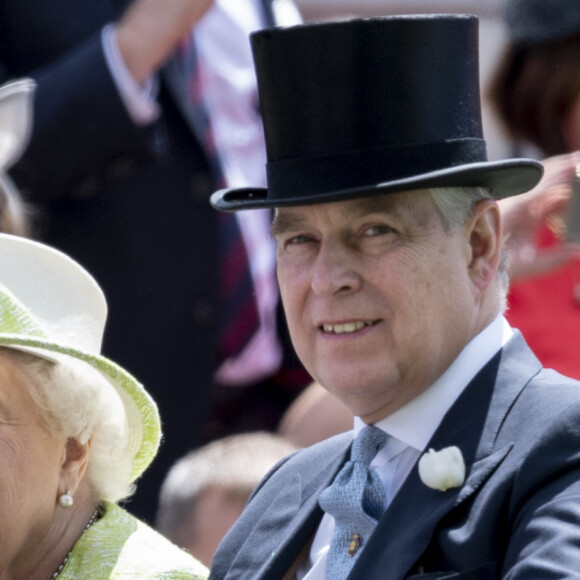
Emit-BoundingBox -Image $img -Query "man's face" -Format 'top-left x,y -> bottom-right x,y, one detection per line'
272,190 -> 494,423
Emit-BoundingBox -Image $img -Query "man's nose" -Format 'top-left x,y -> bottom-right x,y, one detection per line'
310,242 -> 362,297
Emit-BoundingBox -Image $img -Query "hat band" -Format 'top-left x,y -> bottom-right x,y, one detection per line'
266,138 -> 487,199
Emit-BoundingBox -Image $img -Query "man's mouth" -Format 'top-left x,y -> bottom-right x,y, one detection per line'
321,321 -> 377,334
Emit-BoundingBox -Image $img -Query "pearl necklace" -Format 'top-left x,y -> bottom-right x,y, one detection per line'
49,508 -> 100,579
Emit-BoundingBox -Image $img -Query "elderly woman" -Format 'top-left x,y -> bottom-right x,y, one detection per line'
0,232 -> 208,578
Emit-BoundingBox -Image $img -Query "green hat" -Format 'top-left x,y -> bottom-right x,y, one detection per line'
0,233 -> 161,482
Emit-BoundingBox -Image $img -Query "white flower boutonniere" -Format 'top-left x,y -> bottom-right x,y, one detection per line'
418,446 -> 465,492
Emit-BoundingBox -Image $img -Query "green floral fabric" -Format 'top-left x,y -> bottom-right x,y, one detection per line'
59,502 -> 208,579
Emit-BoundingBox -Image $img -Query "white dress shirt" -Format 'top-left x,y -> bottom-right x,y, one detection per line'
298,315 -> 513,579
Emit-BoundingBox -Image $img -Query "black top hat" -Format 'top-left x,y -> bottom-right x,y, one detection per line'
505,0 -> 580,44
211,15 -> 542,211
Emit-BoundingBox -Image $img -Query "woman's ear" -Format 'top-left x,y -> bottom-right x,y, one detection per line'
59,437 -> 91,496
466,199 -> 502,295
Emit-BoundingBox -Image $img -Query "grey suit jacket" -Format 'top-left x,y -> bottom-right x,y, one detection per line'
210,332 -> 580,579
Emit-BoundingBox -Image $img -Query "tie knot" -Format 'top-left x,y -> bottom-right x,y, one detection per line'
351,425 -> 387,465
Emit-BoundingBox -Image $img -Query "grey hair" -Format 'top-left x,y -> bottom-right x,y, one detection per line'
156,431 -> 297,549
2,348 -> 135,502
428,187 -> 509,309
429,186 -> 492,233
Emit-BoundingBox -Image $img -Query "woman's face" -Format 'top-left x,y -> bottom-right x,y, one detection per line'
0,351 -> 67,572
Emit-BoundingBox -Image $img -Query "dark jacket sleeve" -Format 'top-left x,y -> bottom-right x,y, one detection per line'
2,29 -> 160,202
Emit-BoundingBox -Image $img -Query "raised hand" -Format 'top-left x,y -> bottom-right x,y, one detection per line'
115,0 -> 214,84
499,151 -> 580,280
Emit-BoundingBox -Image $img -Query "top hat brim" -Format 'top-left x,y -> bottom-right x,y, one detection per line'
211,158 -> 543,211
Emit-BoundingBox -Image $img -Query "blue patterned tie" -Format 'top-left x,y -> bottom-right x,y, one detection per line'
319,425 -> 387,579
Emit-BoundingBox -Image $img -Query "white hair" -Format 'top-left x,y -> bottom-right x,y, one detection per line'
428,187 -> 509,309
429,186 -> 491,233
3,348 -> 136,502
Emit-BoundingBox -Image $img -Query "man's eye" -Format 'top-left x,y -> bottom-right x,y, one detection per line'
286,234 -> 313,245
364,224 -> 394,237
274,233 -> 313,251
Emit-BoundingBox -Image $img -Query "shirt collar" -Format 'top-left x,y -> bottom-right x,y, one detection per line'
354,315 -> 512,452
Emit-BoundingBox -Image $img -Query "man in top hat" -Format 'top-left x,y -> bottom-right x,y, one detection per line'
207,14 -> 580,579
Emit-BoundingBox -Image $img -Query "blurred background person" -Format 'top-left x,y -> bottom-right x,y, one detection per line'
156,431 -> 297,567
0,0 -> 311,523
0,78 -> 34,236
0,232 -> 208,579
488,0 -> 580,379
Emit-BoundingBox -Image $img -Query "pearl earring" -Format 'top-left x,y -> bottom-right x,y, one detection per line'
59,490 -> 74,508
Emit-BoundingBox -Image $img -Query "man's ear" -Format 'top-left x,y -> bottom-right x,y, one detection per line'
59,437 -> 91,496
466,199 -> 502,295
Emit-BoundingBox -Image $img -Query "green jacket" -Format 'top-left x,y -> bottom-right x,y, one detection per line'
60,502 -> 208,579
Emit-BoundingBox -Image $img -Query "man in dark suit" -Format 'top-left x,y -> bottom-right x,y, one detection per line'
208,15 -> 580,578
0,0 -> 310,523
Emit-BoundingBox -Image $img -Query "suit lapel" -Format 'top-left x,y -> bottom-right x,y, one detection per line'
225,434 -> 352,579
351,332 -> 541,579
